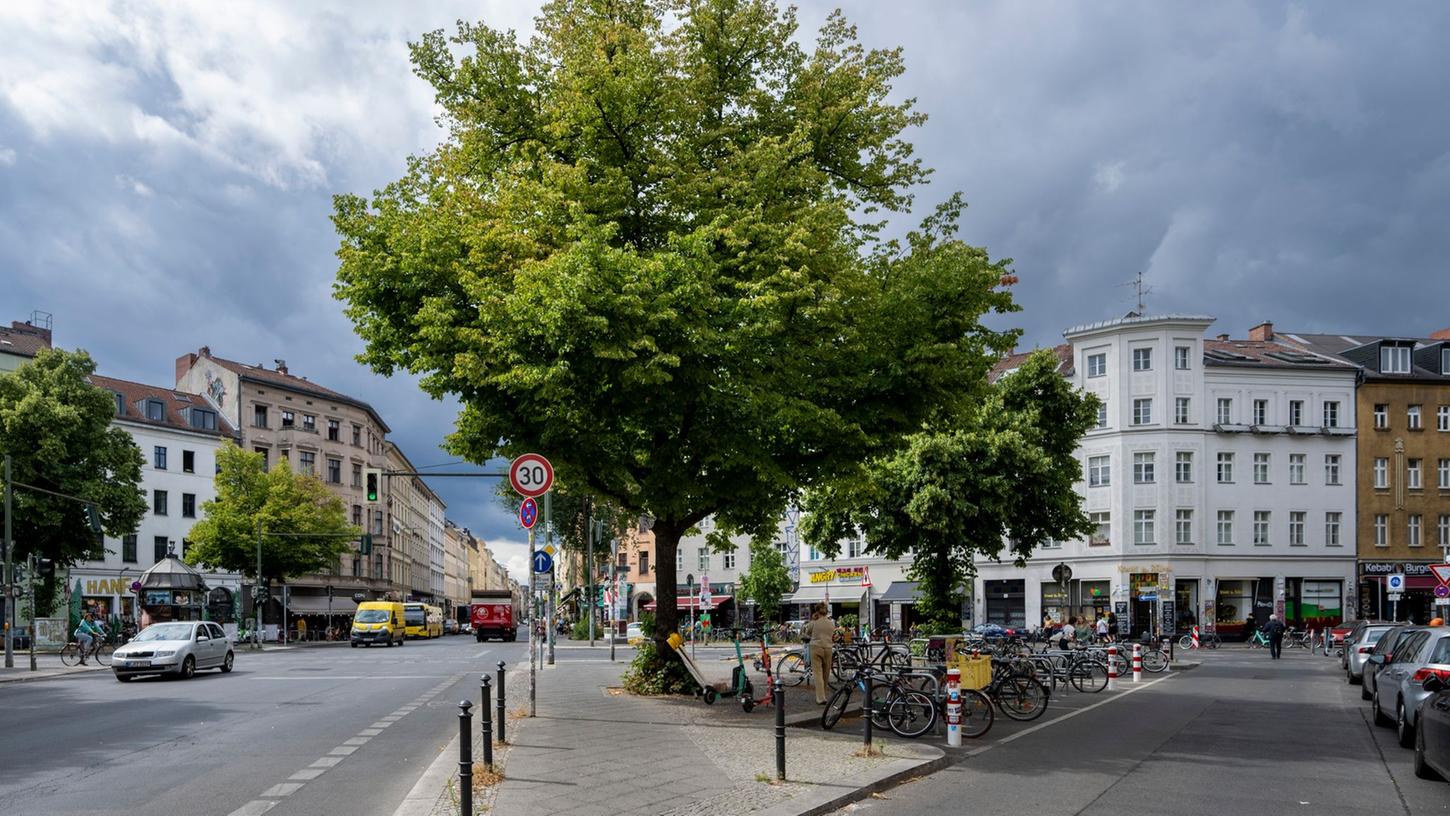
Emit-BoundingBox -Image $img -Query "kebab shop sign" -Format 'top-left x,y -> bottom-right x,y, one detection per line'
809,566 -> 867,585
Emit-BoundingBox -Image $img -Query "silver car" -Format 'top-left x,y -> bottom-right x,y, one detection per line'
1344,622 -> 1396,684
1371,628 -> 1450,749
112,621 -> 235,681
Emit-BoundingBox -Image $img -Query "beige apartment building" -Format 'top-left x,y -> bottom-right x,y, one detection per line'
443,520 -> 472,615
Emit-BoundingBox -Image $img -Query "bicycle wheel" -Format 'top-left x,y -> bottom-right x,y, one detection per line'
59,643 -> 81,667
886,690 -> 936,738
1107,652 -> 1130,677
869,683 -> 894,729
1069,659 -> 1108,693
776,652 -> 808,687
94,643 -> 114,667
1177,635 -> 1193,651
821,683 -> 853,730
994,675 -> 1050,722
960,688 -> 995,738
1141,648 -> 1168,673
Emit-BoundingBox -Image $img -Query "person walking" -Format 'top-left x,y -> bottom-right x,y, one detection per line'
1263,613 -> 1286,659
1095,614 -> 1109,643
802,605 -> 835,705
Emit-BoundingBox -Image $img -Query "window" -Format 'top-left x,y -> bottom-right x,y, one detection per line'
1325,512 -> 1342,547
1175,346 -> 1190,370
352,463 -> 362,488
145,399 -> 164,421
1132,348 -> 1152,371
302,414 -> 317,432
697,548 -> 709,572
352,424 -> 362,446
255,447 -> 269,469
1132,452 -> 1155,484
1440,406 -> 1450,432
1373,457 -> 1388,489
1087,353 -> 1107,377
1133,510 -> 1156,545
182,493 -> 196,518
373,510 -> 384,536
1289,512 -> 1305,546
1132,398 -> 1153,425
1087,455 -> 1110,487
1289,453 -> 1305,484
299,451 -> 315,476
1096,402 -> 1108,429
281,410 -> 295,428
639,552 -> 651,575
1440,458 -> 1450,489
189,408 -> 217,430
181,450 -> 195,473
1323,401 -> 1339,428
1253,453 -> 1270,484
1444,348 -> 1450,375
1216,511 -> 1234,545
122,534 -> 137,563
1325,454 -> 1342,485
676,548 -> 684,571
352,505 -> 362,526
1440,514 -> 1450,549
1217,452 -> 1234,483
328,419 -> 340,441
1216,398 -> 1232,425
1381,345 -> 1411,374
1175,451 -> 1193,483
1408,458 -> 1422,489
1175,509 -> 1193,544
1409,514 -> 1423,547
153,490 -> 168,516
1288,400 -> 1303,426
1253,511 -> 1270,546
327,458 -> 342,484
723,551 -> 736,570
153,536 -> 168,562
1175,397 -> 1190,424
1373,404 -> 1388,429
154,446 -> 167,470
1089,512 -> 1110,545
112,391 -> 124,415
1374,514 -> 1388,547
1252,399 -> 1268,426
254,405 -> 268,428
1408,405 -> 1423,430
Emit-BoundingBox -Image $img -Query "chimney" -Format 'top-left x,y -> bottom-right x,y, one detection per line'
1248,321 -> 1274,342
1216,334 -> 1230,342
274,358 -> 288,375
1431,327 -> 1450,341
175,352 -> 198,383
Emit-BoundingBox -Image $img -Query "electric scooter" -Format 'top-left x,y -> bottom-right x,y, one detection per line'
729,630 -> 757,711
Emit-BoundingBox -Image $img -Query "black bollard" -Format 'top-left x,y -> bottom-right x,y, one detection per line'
480,675 -> 494,767
773,678 -> 785,781
862,669 -> 874,749
459,701 -> 474,816
496,661 -> 507,744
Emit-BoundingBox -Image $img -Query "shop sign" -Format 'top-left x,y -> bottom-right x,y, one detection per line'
808,566 -> 866,585
83,577 -> 135,596
1361,562 -> 1437,576
144,590 -> 173,606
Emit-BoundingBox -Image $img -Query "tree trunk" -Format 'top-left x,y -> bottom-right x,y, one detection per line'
651,521 -> 682,649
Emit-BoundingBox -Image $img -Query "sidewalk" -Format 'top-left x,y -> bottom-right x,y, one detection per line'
0,652 -> 107,684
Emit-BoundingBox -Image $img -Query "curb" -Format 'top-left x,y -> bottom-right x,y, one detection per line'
0,665 -> 108,684
751,745 -> 951,816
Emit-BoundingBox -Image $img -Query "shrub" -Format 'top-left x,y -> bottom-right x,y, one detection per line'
621,639 -> 696,696
571,618 -> 592,640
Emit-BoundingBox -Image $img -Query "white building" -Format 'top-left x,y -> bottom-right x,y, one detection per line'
427,490 -> 447,604
972,314 -> 1359,638
69,375 -> 243,634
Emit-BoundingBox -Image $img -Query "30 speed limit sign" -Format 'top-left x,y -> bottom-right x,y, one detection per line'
509,453 -> 554,497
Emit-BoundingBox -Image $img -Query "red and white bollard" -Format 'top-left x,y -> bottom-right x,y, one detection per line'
1308,628 -> 1316,654
1132,642 -> 1143,683
1191,625 -> 1200,650
1107,645 -> 1118,690
945,667 -> 962,748
972,648 -> 980,659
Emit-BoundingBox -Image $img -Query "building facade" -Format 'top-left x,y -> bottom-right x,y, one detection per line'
0,316 -> 52,373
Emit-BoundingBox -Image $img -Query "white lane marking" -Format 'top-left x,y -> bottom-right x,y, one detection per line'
310,757 -> 343,768
343,737 -> 371,746
359,728 -> 383,736
247,675 -> 452,680
962,674 -> 1176,758
290,769 -> 326,781
260,782 -> 304,798
329,746 -> 359,756
227,801 -> 278,816
370,721 -> 392,729
472,649 -> 491,659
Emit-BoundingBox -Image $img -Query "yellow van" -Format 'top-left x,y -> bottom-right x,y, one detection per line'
351,601 -> 406,647
425,605 -> 445,638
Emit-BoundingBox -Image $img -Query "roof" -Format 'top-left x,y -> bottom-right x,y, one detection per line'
1278,332 -> 1450,381
1201,339 -> 1357,372
205,354 -> 391,433
1063,312 -> 1215,338
0,322 -> 53,358
89,374 -> 237,438
989,344 -> 1074,383
138,553 -> 208,591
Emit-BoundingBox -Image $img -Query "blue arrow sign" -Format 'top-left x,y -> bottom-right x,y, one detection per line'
532,550 -> 554,574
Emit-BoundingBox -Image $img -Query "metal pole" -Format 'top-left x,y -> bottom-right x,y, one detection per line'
27,551 -> 35,671
773,677 -> 785,781
255,518 -> 263,650
587,504 -> 595,647
4,454 -> 13,668
609,536 -> 617,662
480,674 -> 494,767
690,579 -> 696,660
862,668 -> 873,748
496,661 -> 507,743
527,525 -> 536,717
457,700 -> 473,816
545,490 -> 555,666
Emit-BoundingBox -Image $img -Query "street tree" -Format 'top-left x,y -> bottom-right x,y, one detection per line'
802,350 -> 1098,630
185,444 -> 359,586
736,539 -> 793,625
332,0 -> 1019,659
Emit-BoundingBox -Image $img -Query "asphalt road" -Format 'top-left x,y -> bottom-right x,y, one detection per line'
0,633 -> 529,816
833,647 -> 1448,816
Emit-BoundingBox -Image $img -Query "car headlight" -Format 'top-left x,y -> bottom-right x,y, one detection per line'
153,649 -> 177,657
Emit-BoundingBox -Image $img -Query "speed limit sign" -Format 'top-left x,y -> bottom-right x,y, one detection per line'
509,453 -> 554,497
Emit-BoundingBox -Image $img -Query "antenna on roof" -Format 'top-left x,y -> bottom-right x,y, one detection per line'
1119,271 -> 1152,313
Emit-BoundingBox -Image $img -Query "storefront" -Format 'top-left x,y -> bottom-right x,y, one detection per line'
1285,578 -> 1344,630
1360,562 -> 1442,623
984,579 -> 1026,628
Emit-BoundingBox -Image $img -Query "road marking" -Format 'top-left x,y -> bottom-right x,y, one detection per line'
472,649 -> 491,659
370,721 -> 392,729
329,746 -> 359,756
310,757 -> 343,768
289,769 -> 326,781
359,728 -> 383,736
343,736 -> 371,746
962,673 -> 1176,758
260,782 -> 303,798
247,675 -> 452,680
227,801 -> 278,816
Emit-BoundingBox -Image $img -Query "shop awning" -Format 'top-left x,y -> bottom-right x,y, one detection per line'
782,585 -> 870,605
877,581 -> 921,603
643,595 -> 733,611
1366,575 -> 1440,590
284,596 -> 358,615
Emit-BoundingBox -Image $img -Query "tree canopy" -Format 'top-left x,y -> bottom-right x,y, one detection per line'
332,0 -> 1019,641
736,539 -> 793,624
185,444 -> 358,584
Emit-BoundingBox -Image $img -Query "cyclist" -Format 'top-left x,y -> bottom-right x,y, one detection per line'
74,612 -> 108,665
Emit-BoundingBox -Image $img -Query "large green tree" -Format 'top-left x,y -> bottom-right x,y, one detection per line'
332,0 -> 1018,649
736,539 -> 793,624
185,444 -> 358,585
802,350 -> 1099,630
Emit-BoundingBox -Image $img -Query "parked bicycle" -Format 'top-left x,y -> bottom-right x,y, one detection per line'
1177,630 -> 1223,650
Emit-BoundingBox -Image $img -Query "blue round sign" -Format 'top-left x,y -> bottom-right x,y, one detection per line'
532,550 -> 553,574
519,497 -> 539,529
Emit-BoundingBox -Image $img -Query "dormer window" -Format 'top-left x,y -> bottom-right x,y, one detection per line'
188,407 -> 218,431
1381,344 -> 1411,374
1442,347 -> 1449,375
112,392 -> 125,415
145,399 -> 164,421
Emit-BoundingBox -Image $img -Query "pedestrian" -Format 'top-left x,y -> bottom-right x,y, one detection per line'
1106,610 -> 1118,642
1095,614 -> 1109,643
802,604 -> 835,705
1264,613 -> 1286,659
1058,616 -> 1077,650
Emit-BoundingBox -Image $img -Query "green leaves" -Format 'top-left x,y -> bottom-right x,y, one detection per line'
736,539 -> 793,622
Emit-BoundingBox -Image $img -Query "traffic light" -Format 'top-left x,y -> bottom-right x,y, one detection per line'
37,558 -> 55,580
84,504 -> 102,534
364,468 -> 382,503
359,533 -> 372,555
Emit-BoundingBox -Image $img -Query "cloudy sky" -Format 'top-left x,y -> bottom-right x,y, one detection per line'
4,1 -> 1448,581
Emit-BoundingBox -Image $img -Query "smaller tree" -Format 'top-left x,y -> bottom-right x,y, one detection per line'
737,540 -> 793,624
185,444 -> 359,584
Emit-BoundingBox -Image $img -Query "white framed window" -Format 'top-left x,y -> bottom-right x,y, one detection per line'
1133,510 -> 1156,545
1133,398 -> 1153,425
1325,454 -> 1342,485
1217,452 -> 1234,483
1439,458 -> 1450,489
1444,348 -> 1450,375
1253,511 -> 1271,546
1325,512 -> 1342,547
1373,457 -> 1388,489
676,548 -> 684,571
1132,348 -> 1153,372
1288,400 -> 1303,426
1253,452 -> 1270,484
1381,345 -> 1411,374
1175,397 -> 1190,424
1216,398 -> 1232,425
1408,458 -> 1423,489
1175,451 -> 1193,483
723,551 -> 736,570
1289,512 -> 1305,546
1440,406 -> 1450,432
1409,514 -> 1422,548
1323,401 -> 1340,428
1087,353 -> 1107,377
1440,514 -> 1450,549
697,547 -> 709,571
1374,514 -> 1388,547
1089,512 -> 1110,545
1374,404 -> 1388,429
1253,399 -> 1268,425
1289,453 -> 1305,485
1087,455 -> 1111,487
1096,402 -> 1108,429
1133,452 -> 1155,484
1175,509 -> 1193,544
1216,511 -> 1234,546
1175,346 -> 1190,370
1409,405 -> 1423,430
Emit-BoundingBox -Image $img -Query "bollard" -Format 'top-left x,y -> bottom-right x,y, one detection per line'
458,701 -> 474,816
1309,628 -> 1316,655
480,675 -> 494,767
945,666 -> 962,748
1107,645 -> 1118,691
862,669 -> 874,749
1132,643 -> 1143,683
773,678 -> 786,781
1191,625 -> 1200,650
496,661 -> 507,744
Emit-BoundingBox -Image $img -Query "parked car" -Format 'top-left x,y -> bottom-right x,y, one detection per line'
1372,627 -> 1450,748
626,622 -> 646,646
1343,621 -> 1395,684
1364,624 -> 1419,701
444,618 -> 459,635
112,621 -> 233,681
1415,672 -> 1450,781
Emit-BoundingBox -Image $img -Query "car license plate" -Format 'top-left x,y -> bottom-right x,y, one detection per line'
130,660 -> 151,667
